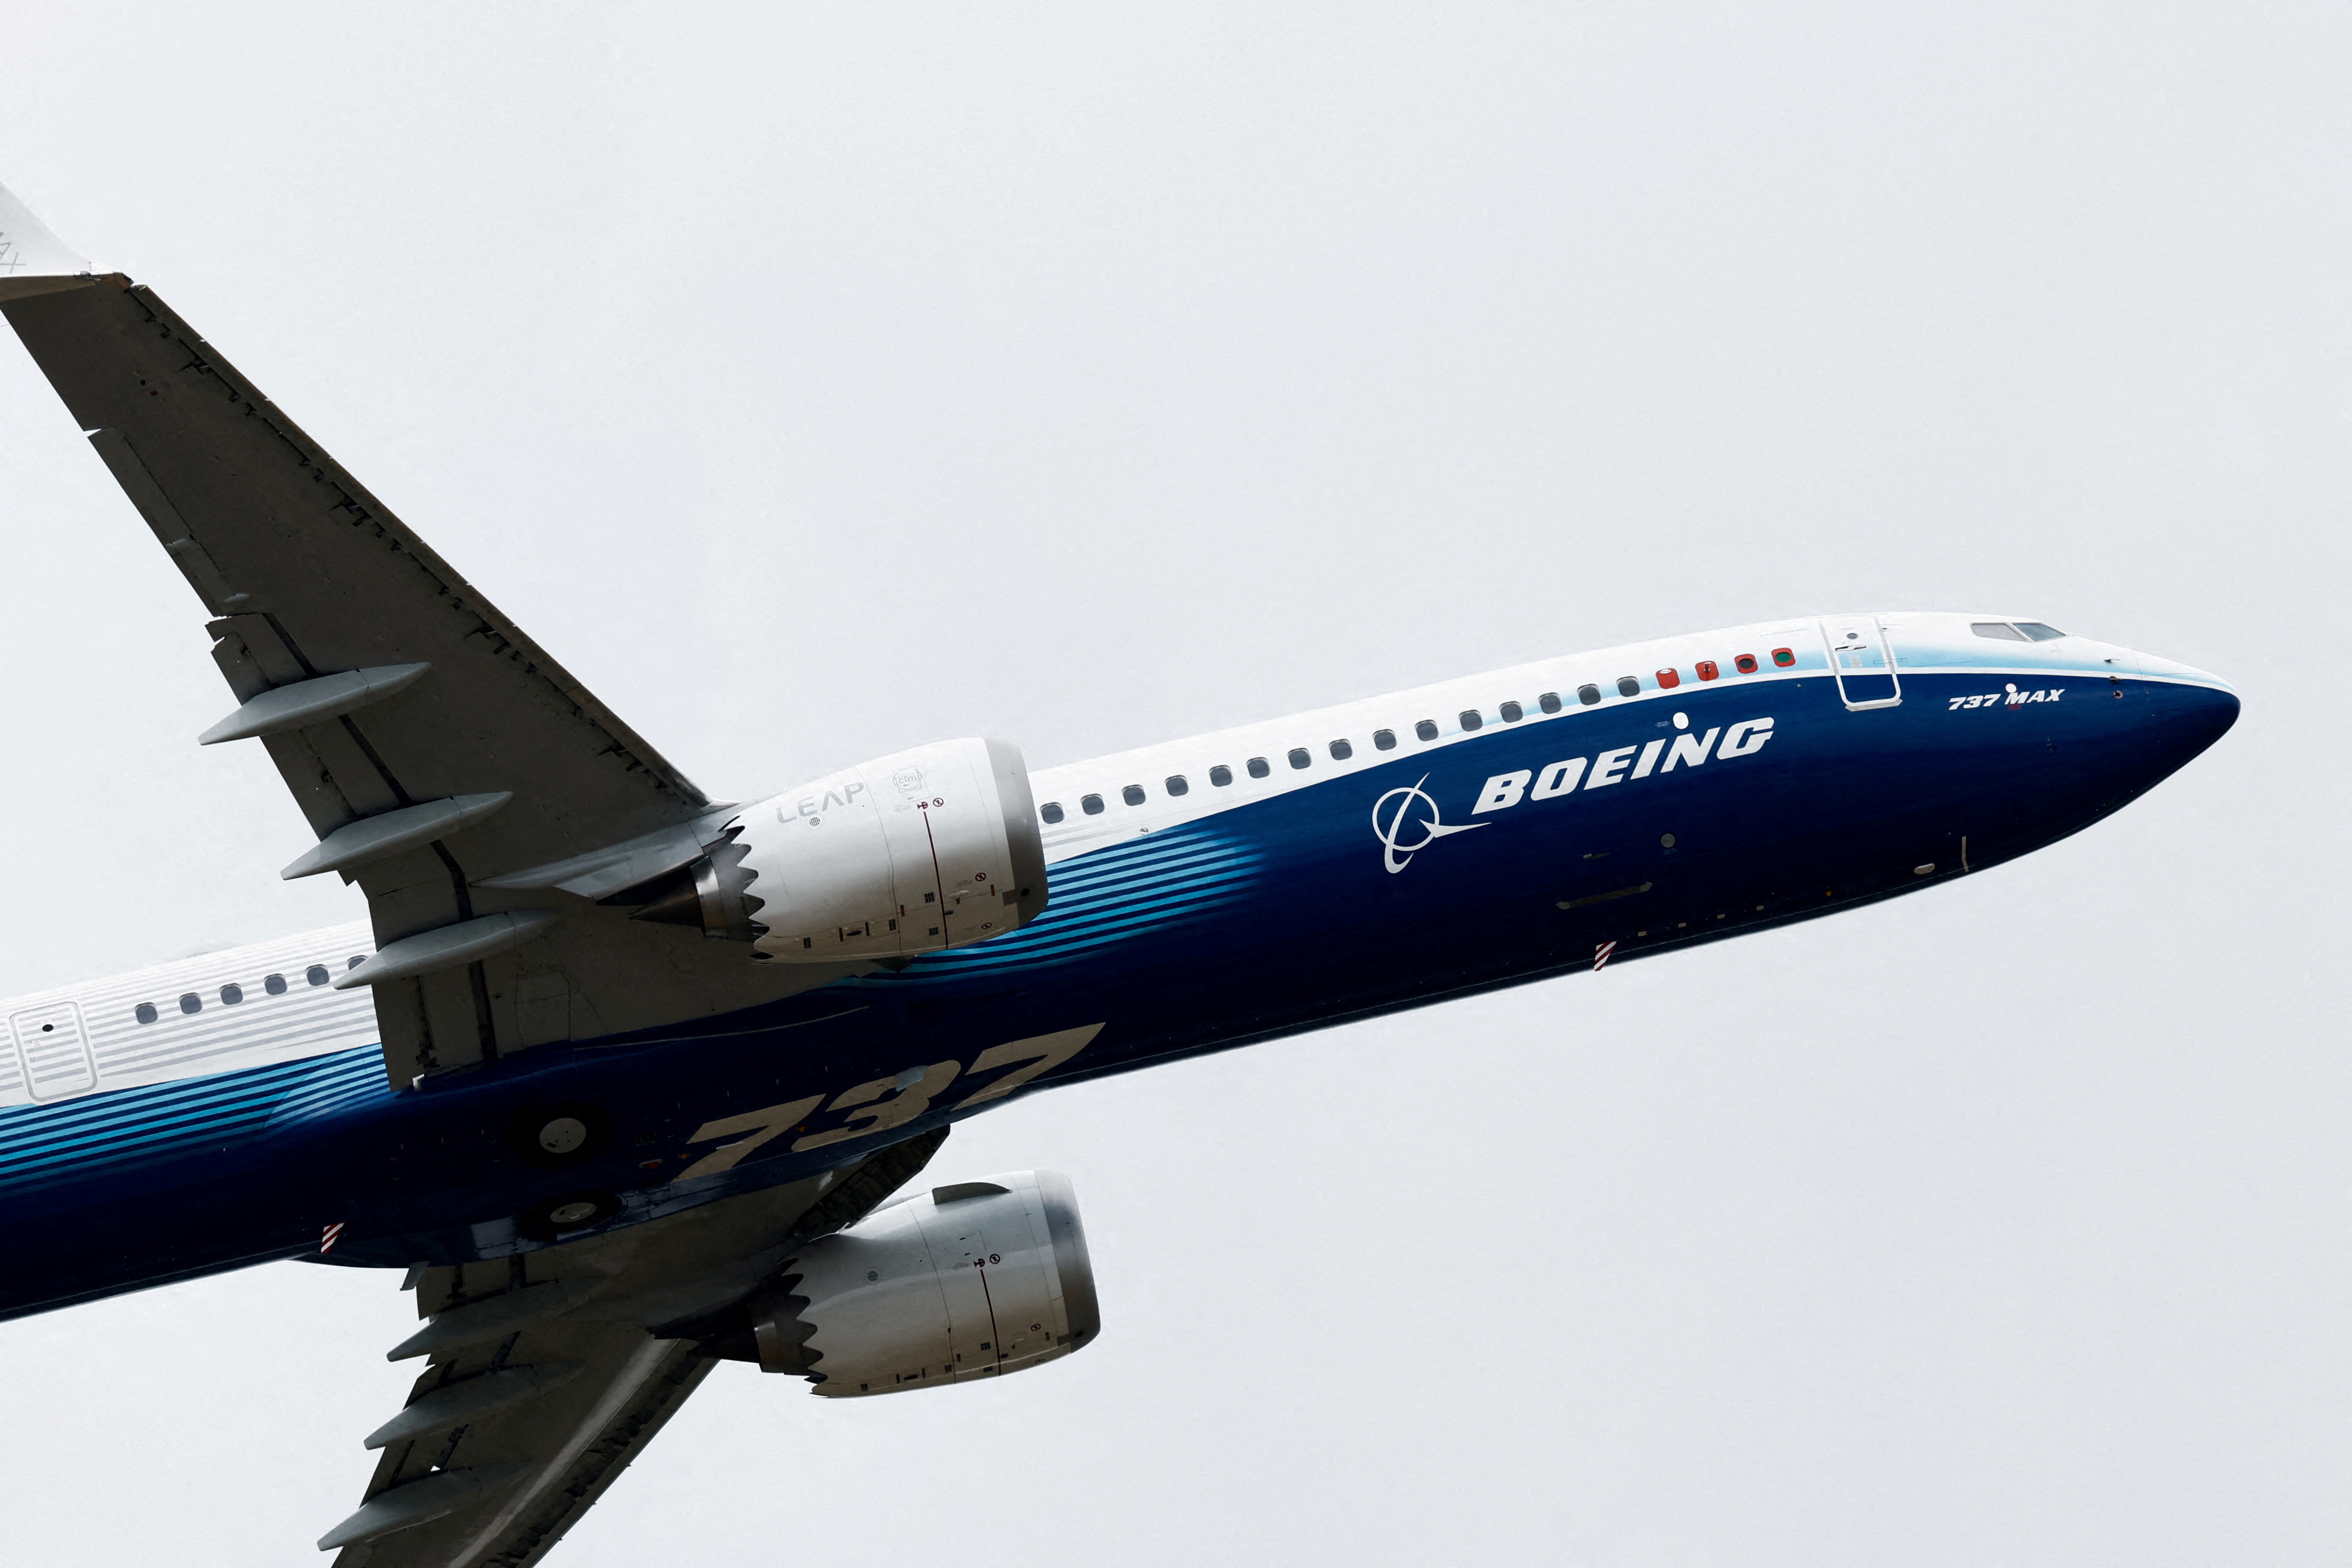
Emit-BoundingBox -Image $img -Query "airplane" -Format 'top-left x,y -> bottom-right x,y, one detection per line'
0,180 -> 2239,1565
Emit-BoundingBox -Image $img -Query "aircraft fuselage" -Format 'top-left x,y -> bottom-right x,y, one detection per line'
0,610 -> 2236,1319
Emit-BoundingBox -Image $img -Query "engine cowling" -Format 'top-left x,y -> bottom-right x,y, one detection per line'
746,1170 -> 1098,1396
611,737 -> 1048,964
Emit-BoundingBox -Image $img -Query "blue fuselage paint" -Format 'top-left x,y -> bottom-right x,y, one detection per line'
0,626 -> 2239,1319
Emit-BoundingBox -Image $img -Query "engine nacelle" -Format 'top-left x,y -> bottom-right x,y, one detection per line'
747,1170 -> 1098,1397
613,737 -> 1048,964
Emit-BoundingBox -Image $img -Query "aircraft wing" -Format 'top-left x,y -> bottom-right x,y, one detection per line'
323,1130 -> 947,1566
0,184 -> 812,1085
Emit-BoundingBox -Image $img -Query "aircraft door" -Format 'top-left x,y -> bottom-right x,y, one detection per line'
1820,617 -> 1903,710
11,1001 -> 95,1101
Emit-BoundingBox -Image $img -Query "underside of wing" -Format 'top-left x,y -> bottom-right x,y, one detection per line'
0,200 -> 846,1085
0,273 -> 710,865
327,1132 -> 948,1568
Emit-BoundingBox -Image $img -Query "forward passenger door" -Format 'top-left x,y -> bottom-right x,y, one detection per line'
1819,617 -> 1903,709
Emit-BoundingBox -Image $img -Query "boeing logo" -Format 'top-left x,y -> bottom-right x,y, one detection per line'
1371,775 -> 1487,874
1369,715 -> 1780,873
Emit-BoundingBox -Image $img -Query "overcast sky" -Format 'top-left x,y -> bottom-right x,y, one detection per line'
2,4 -> 2346,1564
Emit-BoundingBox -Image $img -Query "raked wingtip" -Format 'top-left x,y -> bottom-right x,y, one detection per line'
0,180 -> 100,302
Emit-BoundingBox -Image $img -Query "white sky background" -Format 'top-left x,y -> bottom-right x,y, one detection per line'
0,4 -> 2346,1563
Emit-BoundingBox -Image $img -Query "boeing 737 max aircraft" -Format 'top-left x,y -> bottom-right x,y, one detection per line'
0,183 -> 2239,1565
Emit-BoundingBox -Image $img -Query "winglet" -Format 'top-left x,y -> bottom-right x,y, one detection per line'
0,181 -> 97,303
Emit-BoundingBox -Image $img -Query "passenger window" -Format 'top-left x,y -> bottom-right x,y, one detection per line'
1770,648 -> 1795,666
1081,793 -> 1105,815
1414,720 -> 1439,742
134,1002 -> 158,1025
1695,660 -> 1719,681
179,992 -> 201,1015
1210,765 -> 1234,786
2016,622 -> 2066,641
1247,757 -> 1270,778
1458,710 -> 1483,732
1373,729 -> 1397,751
1654,669 -> 1680,690
1615,676 -> 1641,697
1500,701 -> 1523,723
1538,692 -> 1561,714
264,973 -> 287,996
1122,784 -> 1146,806
1328,739 -> 1353,760
1971,621 -> 2030,641
1041,801 -> 1066,824
1287,748 -> 1311,769
348,956 -> 366,969
1577,684 -> 1601,706
221,983 -> 244,1006
1166,775 -> 1189,796
1733,654 -> 1758,674
305,965 -> 330,987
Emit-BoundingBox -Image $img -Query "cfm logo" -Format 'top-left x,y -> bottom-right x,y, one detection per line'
1371,715 -> 1777,873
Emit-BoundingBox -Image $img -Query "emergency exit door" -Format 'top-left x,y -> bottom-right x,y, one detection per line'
12,1001 -> 96,1101
1819,617 -> 1903,709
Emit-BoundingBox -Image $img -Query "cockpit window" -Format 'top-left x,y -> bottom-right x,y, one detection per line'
2014,622 -> 2066,641
1971,621 -> 2030,641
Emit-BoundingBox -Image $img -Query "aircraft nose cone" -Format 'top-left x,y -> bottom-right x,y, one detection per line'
2132,654 -> 2238,771
2164,676 -> 2240,742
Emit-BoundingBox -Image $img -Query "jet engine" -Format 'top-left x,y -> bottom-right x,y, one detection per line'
610,736 -> 1049,964
730,1170 -> 1098,1396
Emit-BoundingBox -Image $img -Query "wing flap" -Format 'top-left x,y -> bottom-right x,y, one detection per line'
337,1321 -> 714,1568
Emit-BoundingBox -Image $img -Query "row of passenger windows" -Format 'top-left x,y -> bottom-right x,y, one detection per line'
1036,647 -> 1801,824
131,955 -> 367,1023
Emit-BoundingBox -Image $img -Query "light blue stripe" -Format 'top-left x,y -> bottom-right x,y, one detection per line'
886,829 -> 1265,982
0,1045 -> 383,1192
